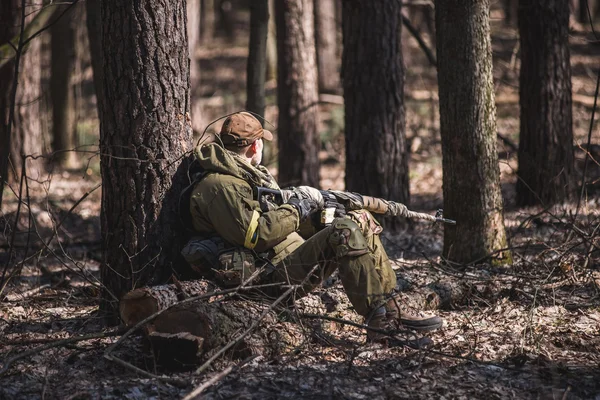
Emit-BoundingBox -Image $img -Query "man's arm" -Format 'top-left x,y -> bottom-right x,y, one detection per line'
202,182 -> 301,252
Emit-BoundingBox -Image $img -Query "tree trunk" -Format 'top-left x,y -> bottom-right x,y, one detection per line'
517,0 -> 574,206
50,3 -> 79,169
188,0 -> 202,132
98,0 -> 193,314
435,0 -> 511,265
86,0 -> 103,119
503,0 -> 519,25
11,6 -> 44,182
246,0 -> 269,120
342,0 -> 409,222
275,0 -> 320,188
314,0 -> 340,94
0,0 -> 20,207
200,0 -> 215,44
266,0 -> 278,82
579,0 -> 590,22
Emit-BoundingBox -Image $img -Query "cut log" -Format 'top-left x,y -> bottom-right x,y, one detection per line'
119,279 -> 217,327
145,299 -> 304,367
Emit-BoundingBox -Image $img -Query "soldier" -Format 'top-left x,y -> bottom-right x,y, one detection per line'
185,112 -> 442,344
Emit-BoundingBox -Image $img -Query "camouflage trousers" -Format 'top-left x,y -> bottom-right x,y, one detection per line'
265,210 -> 396,317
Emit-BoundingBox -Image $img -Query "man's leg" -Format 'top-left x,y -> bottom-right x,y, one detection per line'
268,215 -> 392,317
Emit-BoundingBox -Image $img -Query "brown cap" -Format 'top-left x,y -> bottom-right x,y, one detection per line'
219,112 -> 273,147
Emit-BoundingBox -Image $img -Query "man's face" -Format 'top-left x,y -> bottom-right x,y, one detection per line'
251,138 -> 264,166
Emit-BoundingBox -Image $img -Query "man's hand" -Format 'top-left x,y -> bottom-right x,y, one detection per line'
292,186 -> 324,209
287,198 -> 320,222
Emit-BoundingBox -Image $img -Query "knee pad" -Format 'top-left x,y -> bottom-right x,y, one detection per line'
327,218 -> 370,258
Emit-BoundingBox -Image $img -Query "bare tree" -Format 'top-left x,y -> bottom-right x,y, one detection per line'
314,0 -> 340,93
342,0 -> 409,213
275,0 -> 320,187
517,0 -> 574,206
435,0 -> 511,264
97,0 -> 193,313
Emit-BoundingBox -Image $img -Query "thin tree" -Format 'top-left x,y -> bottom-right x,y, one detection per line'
0,0 -> 20,207
342,0 -> 409,210
188,0 -> 202,132
275,0 -> 320,187
517,0 -> 574,206
51,3 -> 79,169
10,4 -> 45,183
435,0 -> 511,264
246,0 -> 269,120
98,0 -> 193,313
86,0 -> 103,115
314,0 -> 340,93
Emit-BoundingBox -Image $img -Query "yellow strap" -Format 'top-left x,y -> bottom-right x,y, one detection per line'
244,210 -> 260,249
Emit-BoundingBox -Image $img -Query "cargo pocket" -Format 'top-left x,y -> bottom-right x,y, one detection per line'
214,247 -> 258,287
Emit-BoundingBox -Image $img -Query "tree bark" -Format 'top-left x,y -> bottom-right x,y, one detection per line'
246,0 -> 269,120
188,0 -> 202,132
342,0 -> 409,225
435,0 -> 511,265
517,0 -> 574,206
275,0 -> 320,188
314,0 -> 340,94
98,0 -> 193,314
50,3 -> 79,169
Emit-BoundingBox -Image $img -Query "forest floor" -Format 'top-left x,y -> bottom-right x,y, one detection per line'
1,9 -> 600,400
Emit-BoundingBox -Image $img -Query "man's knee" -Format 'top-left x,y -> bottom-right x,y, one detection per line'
347,210 -> 383,236
327,218 -> 370,258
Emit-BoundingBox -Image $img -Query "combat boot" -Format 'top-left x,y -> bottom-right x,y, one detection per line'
385,294 -> 443,332
366,307 -> 433,349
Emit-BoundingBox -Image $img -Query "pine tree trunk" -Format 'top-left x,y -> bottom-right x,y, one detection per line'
314,0 -> 340,94
98,0 -> 193,314
86,0 -> 103,117
435,0 -> 511,265
266,0 -> 277,82
517,0 -> 574,206
275,0 -> 320,188
246,0 -> 269,120
341,0 -> 409,219
51,4 -> 79,169
200,0 -> 215,44
11,6 -> 44,182
0,0 -> 19,207
188,0 -> 202,132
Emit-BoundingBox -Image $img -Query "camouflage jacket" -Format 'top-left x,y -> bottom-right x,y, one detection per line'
189,143 -> 304,264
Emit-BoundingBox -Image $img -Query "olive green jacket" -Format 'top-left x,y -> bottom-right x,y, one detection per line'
190,143 -> 304,263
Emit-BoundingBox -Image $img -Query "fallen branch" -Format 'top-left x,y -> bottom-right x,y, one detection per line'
182,355 -> 259,400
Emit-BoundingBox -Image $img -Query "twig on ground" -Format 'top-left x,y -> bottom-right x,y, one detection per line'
182,355 -> 258,400
3,283 -> 50,302
0,327 -> 126,377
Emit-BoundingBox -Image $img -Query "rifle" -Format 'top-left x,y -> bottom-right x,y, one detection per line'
253,187 -> 456,226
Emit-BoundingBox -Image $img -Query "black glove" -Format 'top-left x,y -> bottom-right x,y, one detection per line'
288,197 -> 319,222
